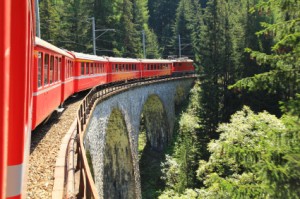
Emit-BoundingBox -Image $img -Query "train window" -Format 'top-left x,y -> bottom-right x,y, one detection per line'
126,64 -> 128,71
70,61 -> 73,77
67,61 -> 69,78
44,54 -> 49,85
58,58 -> 61,81
81,62 -> 85,75
65,62 -> 68,78
54,57 -> 58,82
38,52 -> 43,87
90,63 -> 93,74
50,56 -> 54,84
86,63 -> 89,74
67,61 -> 70,78
71,61 -> 74,77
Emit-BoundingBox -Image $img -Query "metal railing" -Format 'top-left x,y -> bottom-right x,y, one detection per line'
75,75 -> 197,198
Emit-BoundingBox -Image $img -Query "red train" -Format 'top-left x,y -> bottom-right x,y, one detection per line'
32,38 -> 195,130
0,0 -> 194,197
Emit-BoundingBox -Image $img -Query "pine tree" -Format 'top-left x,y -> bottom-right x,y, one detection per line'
230,0 -> 300,105
60,0 -> 94,52
132,0 -> 160,58
148,0 -> 180,57
39,0 -> 61,43
199,0 -> 229,137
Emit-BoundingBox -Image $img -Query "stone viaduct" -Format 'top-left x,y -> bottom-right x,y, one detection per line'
83,78 -> 195,198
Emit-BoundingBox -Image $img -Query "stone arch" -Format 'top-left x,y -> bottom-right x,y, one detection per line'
140,94 -> 170,152
103,108 -> 136,199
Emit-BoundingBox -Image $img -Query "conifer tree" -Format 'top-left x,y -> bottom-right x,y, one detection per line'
60,0 -> 94,52
230,0 -> 300,104
132,0 -> 160,58
148,0 -> 180,57
39,0 -> 61,43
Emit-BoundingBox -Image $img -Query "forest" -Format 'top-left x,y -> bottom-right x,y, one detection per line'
39,0 -> 299,198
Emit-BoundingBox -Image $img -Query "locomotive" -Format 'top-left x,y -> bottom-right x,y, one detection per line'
0,0 -> 194,198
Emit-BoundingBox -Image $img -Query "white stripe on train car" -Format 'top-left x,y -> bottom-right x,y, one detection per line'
33,83 -> 61,96
6,163 -> 24,197
61,77 -> 74,84
73,73 -> 107,80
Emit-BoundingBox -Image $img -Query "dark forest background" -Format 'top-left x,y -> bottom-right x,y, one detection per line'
39,0 -> 299,198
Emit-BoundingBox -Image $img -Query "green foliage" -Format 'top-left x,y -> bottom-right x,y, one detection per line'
159,188 -> 199,199
148,0 -> 180,57
195,106 -> 300,198
161,82 -> 202,194
231,0 -> 300,101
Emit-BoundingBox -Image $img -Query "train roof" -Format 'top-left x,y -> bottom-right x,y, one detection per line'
71,51 -> 107,61
171,58 -> 194,63
106,57 -> 139,63
35,37 -> 73,59
139,59 -> 172,63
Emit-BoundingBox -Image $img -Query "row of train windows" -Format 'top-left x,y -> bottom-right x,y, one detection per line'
144,63 -> 170,70
38,52 -> 62,88
174,63 -> 192,67
81,62 -> 105,75
38,53 -> 74,88
112,63 -> 138,72
65,60 -> 74,79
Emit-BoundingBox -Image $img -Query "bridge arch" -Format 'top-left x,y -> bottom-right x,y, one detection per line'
103,108 -> 136,198
139,94 -> 170,152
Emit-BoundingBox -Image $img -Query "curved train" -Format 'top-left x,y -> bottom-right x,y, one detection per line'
33,37 -> 194,130
0,0 -> 194,198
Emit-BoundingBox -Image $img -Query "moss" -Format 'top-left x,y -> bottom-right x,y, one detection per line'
175,86 -> 186,105
104,108 -> 136,199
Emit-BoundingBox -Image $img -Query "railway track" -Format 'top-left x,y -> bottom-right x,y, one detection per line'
26,91 -> 87,199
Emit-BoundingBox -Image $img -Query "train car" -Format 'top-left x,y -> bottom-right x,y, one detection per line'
171,58 -> 195,76
140,59 -> 172,78
0,0 -> 35,198
32,38 -> 73,129
61,53 -> 75,103
107,57 -> 141,83
72,52 -> 108,92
